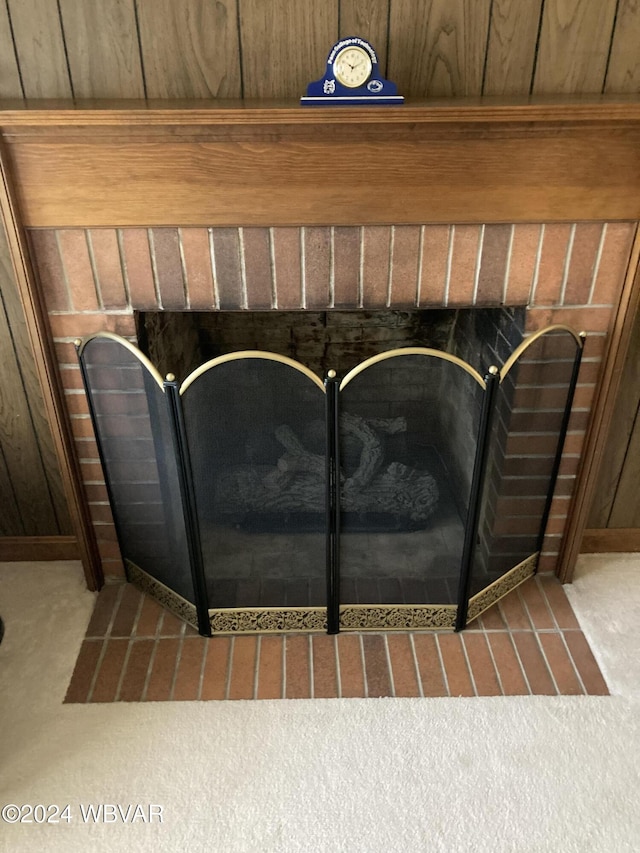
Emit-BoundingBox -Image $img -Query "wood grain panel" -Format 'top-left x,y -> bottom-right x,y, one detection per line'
58,0 -> 144,98
0,2 -> 22,98
482,0 -> 543,95
239,0 -> 338,98
0,429 -> 24,535
7,0 -> 72,97
0,224 -> 36,535
0,535 -> 79,560
0,221 -> 72,533
533,0 -> 617,94
608,404 -> 640,527
581,528 -> 640,553
588,302 -> 640,527
0,258 -> 59,535
388,0 -> 491,96
6,117 -> 640,228
136,0 -> 241,98
339,0 -> 389,72
605,0 -> 640,93
0,0 -> 639,105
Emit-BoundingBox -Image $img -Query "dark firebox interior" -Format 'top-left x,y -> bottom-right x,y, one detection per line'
131,308 -> 525,608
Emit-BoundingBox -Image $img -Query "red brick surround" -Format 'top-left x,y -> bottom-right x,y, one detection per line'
28,221 -> 637,579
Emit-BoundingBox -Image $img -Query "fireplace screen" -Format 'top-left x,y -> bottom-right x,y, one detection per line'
338,352 -> 483,611
180,355 -> 327,614
77,325 -> 583,635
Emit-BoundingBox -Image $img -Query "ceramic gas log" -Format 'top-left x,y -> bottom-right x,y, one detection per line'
77,324 -> 584,636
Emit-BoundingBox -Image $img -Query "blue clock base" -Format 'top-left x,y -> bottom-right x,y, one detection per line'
300,95 -> 404,106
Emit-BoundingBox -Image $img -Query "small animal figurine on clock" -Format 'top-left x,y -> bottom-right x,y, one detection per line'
301,37 -> 403,106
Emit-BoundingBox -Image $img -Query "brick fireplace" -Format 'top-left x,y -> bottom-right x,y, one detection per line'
2,99 -> 639,599
28,219 -> 635,586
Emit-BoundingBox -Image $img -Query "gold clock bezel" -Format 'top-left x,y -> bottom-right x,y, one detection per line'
333,45 -> 373,89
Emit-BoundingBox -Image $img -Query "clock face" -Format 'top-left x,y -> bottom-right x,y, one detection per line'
333,46 -> 373,88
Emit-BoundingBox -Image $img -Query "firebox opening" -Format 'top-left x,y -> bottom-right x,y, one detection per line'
135,307 -> 526,386
130,307 -> 526,610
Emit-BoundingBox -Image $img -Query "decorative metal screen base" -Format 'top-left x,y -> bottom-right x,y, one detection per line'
209,606 -> 327,634
466,554 -> 538,623
127,554 -> 536,634
79,325 -> 583,637
127,561 -> 199,631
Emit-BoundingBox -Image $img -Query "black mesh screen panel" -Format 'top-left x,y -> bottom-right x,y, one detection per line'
471,329 -> 582,595
180,356 -> 326,610
338,354 -> 484,606
80,337 -> 195,602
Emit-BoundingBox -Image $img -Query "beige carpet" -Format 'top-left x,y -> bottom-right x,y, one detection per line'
564,553 -> 640,699
0,556 -> 639,853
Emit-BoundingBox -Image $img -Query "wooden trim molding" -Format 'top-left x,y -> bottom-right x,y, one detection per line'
2,95 -> 640,124
581,529 -> 640,554
0,536 -> 79,562
0,140 -> 103,590
1,97 -> 640,227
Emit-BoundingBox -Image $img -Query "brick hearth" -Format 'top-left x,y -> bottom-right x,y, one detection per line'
28,221 -> 636,580
64,573 -> 608,702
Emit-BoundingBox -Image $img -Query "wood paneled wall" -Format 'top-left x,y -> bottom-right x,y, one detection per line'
0,0 -> 639,547
0,218 -> 72,536
587,306 -> 640,533
0,0 -> 639,100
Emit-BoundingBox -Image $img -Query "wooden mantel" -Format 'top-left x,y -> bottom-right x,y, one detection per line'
1,96 -> 640,228
1,96 -> 640,590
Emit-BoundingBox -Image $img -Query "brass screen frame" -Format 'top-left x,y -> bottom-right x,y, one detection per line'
499,325 -> 585,382
340,347 -> 486,390
76,331 -> 165,389
179,350 -> 326,395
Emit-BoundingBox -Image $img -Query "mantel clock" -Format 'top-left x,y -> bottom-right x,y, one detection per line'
301,37 -> 403,106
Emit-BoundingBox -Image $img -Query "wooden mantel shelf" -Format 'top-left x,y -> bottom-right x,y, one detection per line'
1,95 -> 640,125
1,96 -> 640,228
